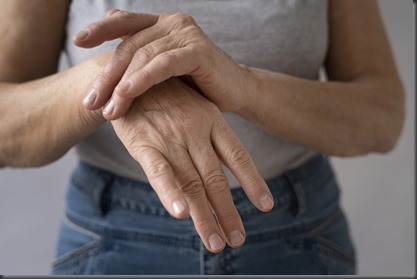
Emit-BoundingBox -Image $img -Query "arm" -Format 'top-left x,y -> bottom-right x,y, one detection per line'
77,0 -> 404,157
0,1 -> 274,252
238,0 -> 405,156
0,0 -> 105,167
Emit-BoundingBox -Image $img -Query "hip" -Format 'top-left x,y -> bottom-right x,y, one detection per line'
52,154 -> 356,275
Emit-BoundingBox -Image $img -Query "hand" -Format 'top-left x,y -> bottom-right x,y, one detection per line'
74,10 -> 253,120
112,78 -> 274,252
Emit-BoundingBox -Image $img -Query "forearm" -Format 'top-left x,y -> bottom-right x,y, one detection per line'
0,57 -> 108,167
238,67 -> 405,157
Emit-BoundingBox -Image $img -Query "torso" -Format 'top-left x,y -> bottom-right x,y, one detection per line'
65,0 -> 327,187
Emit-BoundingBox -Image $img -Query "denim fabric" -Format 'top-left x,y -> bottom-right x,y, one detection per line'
52,155 -> 356,275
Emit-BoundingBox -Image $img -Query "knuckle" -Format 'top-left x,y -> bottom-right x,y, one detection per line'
134,46 -> 155,65
243,175 -> 262,192
114,10 -> 133,19
138,67 -> 153,84
203,101 -> 220,115
204,170 -> 228,194
172,13 -> 195,26
156,52 -> 178,75
194,215 -> 214,231
106,8 -> 120,17
216,209 -> 239,225
228,145 -> 251,169
147,160 -> 171,178
179,178 -> 204,198
95,70 -> 112,84
117,39 -> 139,56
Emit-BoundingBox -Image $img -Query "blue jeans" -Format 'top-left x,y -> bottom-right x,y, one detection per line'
52,155 -> 356,275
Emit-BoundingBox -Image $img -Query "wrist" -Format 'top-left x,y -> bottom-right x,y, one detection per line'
235,65 -> 263,116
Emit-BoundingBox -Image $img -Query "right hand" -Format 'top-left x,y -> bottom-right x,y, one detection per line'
74,11 -> 255,120
111,78 -> 274,253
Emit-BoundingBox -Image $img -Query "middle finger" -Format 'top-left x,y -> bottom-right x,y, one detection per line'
189,140 -> 246,248
168,146 -> 226,253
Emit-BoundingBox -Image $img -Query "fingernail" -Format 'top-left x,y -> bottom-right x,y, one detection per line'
172,200 -> 186,215
209,233 -> 224,251
103,100 -> 115,115
83,89 -> 97,106
117,80 -> 132,93
260,194 -> 274,211
74,29 -> 90,40
229,230 -> 244,247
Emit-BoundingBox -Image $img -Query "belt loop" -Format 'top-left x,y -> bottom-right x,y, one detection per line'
93,174 -> 114,217
285,172 -> 306,218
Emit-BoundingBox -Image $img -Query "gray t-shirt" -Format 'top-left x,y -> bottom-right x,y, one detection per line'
65,0 -> 327,188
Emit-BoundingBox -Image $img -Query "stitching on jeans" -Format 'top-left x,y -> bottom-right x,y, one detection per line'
62,214 -> 101,240
51,241 -> 100,269
285,172 -> 305,218
51,215 -> 101,267
304,208 -> 356,266
199,240 -> 205,275
244,206 -> 340,244
316,236 -> 356,267
304,208 -> 341,237
66,213 -> 197,250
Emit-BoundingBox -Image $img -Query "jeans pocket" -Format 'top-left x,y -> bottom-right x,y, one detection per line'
307,208 -> 356,275
316,235 -> 356,274
51,214 -> 102,275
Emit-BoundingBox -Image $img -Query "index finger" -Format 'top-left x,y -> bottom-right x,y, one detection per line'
132,145 -> 190,219
73,10 -> 159,48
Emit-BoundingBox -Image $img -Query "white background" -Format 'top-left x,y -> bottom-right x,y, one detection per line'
0,0 -> 414,276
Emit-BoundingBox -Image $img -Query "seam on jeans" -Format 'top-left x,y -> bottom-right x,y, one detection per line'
199,240 -> 205,275
244,206 -> 339,244
304,207 -> 341,238
316,235 -> 356,267
51,215 -> 101,267
51,240 -> 100,268
285,173 -> 306,218
304,207 -> 356,266
66,213 -> 197,250
93,175 -> 114,216
62,213 -> 101,240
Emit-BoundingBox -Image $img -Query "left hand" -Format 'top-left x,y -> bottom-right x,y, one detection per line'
74,9 -> 253,120
111,78 -> 274,252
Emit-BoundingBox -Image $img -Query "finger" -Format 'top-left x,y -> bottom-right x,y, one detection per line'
102,96 -> 135,121
82,60 -> 130,110
134,146 -> 190,219
106,9 -> 132,40
189,141 -> 245,248
212,121 -> 274,212
168,147 -> 226,253
102,36 -> 179,119
113,48 -> 200,101
73,11 -> 159,48
83,25 -> 169,112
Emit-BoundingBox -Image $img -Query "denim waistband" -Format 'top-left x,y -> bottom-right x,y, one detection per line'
69,154 -> 336,221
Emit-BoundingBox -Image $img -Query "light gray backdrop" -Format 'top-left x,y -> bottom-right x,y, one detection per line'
0,0 -> 414,276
